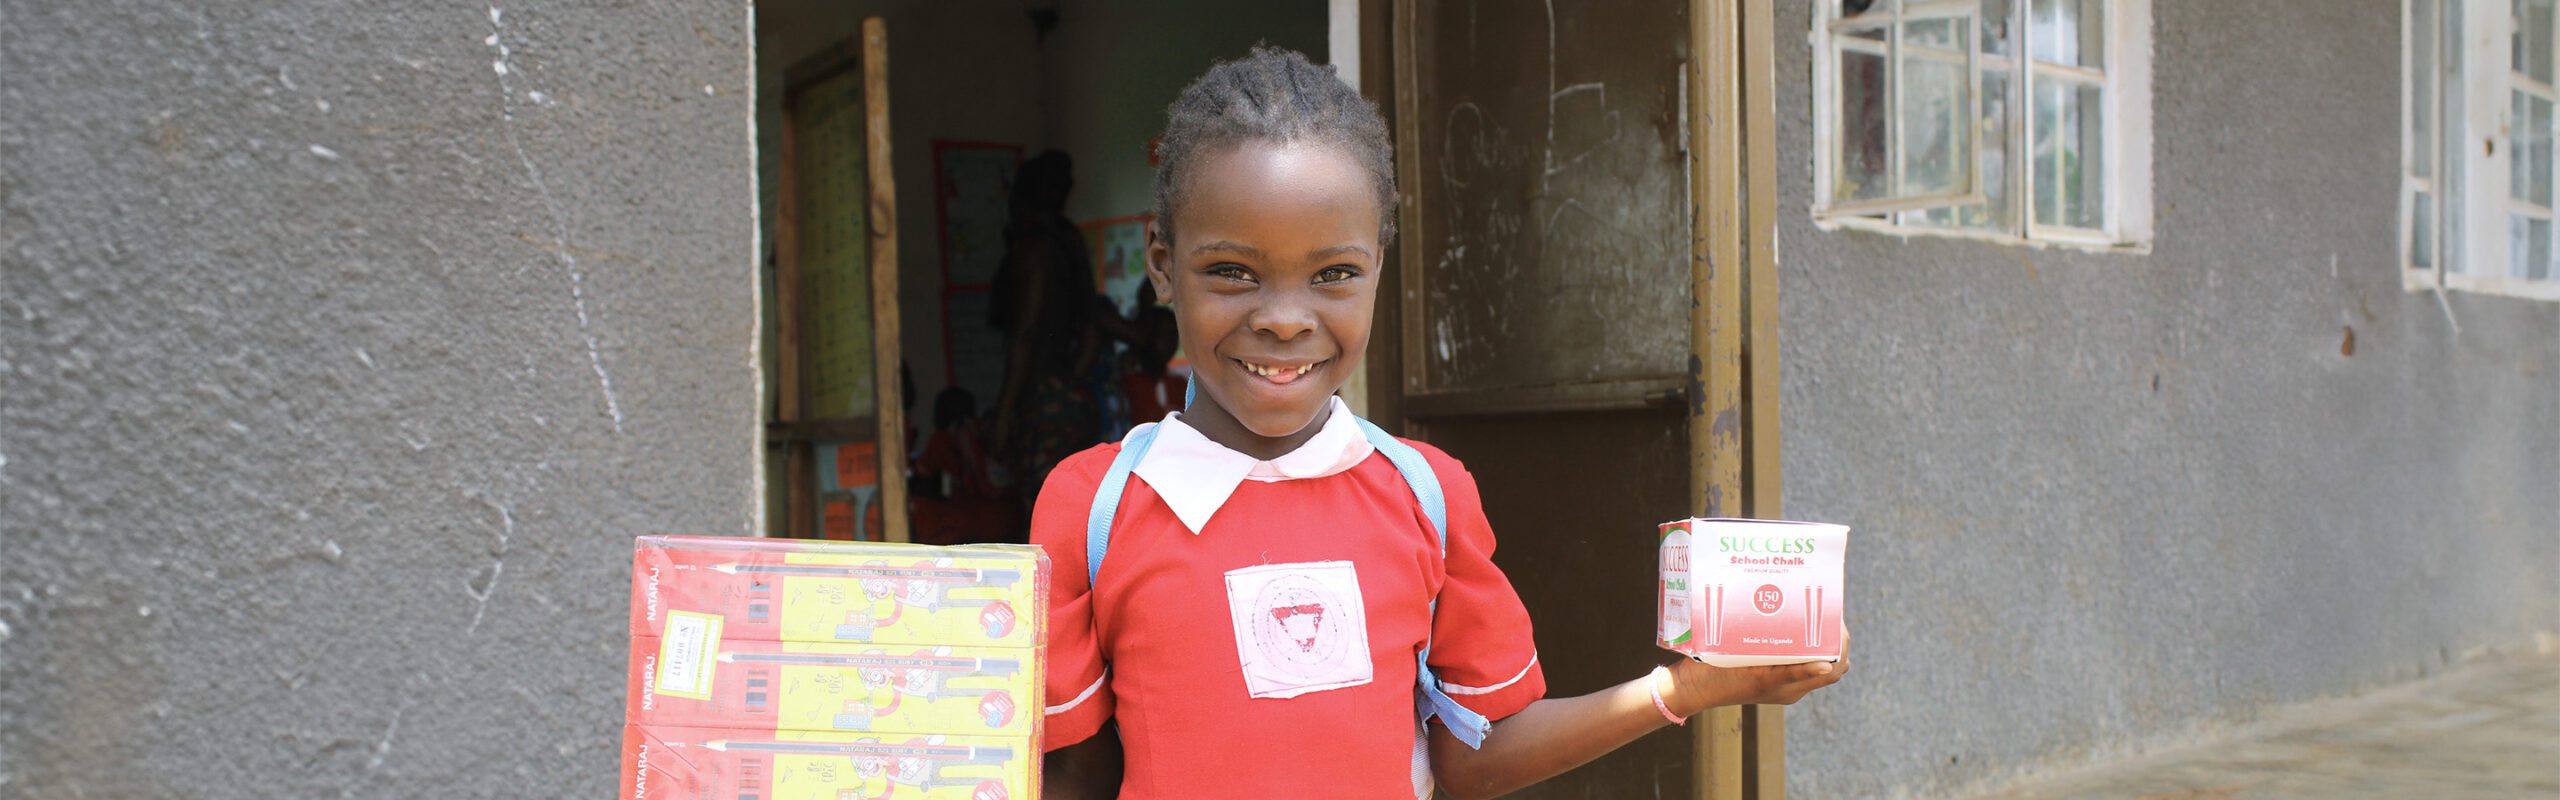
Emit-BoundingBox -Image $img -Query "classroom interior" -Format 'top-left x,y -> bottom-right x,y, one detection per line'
756,0 -> 1329,542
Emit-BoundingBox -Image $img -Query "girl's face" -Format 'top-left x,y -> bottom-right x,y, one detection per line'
1147,140 -> 1382,459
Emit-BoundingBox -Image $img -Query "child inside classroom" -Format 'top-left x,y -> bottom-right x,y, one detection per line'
1034,47 -> 1849,799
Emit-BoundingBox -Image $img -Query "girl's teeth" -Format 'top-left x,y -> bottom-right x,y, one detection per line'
1243,360 -> 1320,379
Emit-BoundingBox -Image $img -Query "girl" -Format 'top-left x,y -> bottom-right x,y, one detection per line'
1035,47 -> 1847,799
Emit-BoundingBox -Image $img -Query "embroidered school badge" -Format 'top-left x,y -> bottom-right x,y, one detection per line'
1222,560 -> 1373,699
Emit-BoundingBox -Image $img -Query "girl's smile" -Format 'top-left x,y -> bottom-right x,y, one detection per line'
1146,139 -> 1383,460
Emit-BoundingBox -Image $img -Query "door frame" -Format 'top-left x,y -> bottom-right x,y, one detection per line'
770,18 -> 910,543
1355,0 -> 1786,796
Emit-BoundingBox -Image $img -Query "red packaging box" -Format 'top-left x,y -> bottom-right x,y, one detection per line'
629,634 -> 1039,738
632,535 -> 1047,649
622,536 -> 1050,798
620,724 -> 1034,800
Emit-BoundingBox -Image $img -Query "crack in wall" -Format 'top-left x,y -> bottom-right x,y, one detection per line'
464,502 -> 514,635
485,5 -> 625,433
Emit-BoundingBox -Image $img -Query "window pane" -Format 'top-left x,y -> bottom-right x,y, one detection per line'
1907,16 -> 1964,50
2444,4 -> 2469,273
2545,219 -> 2559,280
1838,49 -> 1891,203
2030,0 -> 2105,68
2510,215 -> 2551,277
2414,0 -> 2437,179
2516,0 -> 2554,85
1905,69 -> 2013,232
2512,92 -> 2553,206
1900,25 -> 1973,197
2033,79 -> 2105,229
1982,0 -> 2015,57
1842,0 -> 1884,22
2413,191 -> 2437,269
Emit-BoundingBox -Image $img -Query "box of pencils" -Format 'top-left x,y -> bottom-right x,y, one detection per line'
630,636 -> 1039,737
632,535 -> 1045,649
622,535 -> 1048,798
620,724 -> 1034,800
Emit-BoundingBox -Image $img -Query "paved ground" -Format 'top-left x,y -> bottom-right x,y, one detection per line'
1970,650 -> 2560,799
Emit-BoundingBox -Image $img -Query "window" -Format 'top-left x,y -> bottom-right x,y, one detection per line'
2406,0 -> 2560,299
1813,0 -> 2153,248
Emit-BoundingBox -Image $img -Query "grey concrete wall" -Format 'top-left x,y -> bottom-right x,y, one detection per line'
0,1 -> 757,797
1773,2 -> 2560,797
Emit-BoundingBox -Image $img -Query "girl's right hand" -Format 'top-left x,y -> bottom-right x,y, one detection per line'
1661,630 -> 1850,715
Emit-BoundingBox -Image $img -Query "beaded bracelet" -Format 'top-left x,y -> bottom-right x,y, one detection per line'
1649,665 -> 1688,725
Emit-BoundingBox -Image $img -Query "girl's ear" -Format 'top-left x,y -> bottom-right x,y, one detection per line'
1143,221 -> 1174,305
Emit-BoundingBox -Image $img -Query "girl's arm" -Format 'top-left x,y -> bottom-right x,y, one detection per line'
1428,636 -> 1849,800
1040,722 -> 1125,800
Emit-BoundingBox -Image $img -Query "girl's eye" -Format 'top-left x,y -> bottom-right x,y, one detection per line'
1207,264 -> 1255,282
1316,266 -> 1360,285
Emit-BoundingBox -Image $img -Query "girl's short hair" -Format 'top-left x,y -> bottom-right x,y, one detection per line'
1153,46 -> 1398,247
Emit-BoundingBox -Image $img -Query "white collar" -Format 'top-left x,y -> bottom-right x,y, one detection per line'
1129,396 -> 1375,535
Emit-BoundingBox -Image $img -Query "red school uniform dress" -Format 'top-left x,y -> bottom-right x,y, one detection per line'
1035,397 -> 1546,798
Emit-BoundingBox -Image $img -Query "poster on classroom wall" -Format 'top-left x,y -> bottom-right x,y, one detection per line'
934,140 -> 1022,407
1083,213 -> 1152,317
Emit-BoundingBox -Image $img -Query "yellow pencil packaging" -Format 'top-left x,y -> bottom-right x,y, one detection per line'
631,535 -> 1047,649
621,724 -> 1035,800
630,636 -> 1040,738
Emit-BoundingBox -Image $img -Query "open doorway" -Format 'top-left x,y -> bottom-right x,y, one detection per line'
755,0 -> 1330,543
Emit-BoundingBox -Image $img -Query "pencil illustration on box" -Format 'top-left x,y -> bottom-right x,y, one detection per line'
718,648 -> 1023,676
705,735 -> 1021,797
703,737 -> 1016,763
709,560 -> 1024,586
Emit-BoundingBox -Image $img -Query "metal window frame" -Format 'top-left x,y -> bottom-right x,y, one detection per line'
1815,0 -> 1986,217
1814,0 -> 2153,250
2414,0 -> 2560,298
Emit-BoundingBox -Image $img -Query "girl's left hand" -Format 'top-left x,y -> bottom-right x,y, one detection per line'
1661,629 -> 1850,715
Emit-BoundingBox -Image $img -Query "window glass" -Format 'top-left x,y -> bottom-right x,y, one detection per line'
2509,215 -> 2552,277
2516,0 -> 2554,85
2030,0 -> 2104,68
2413,192 -> 2437,269
2033,79 -> 2105,229
2511,92 -> 2553,207
1906,69 -> 2011,231
1981,0 -> 2015,56
1839,49 -> 1892,203
1900,24 -> 1974,197
2415,0 -> 2437,179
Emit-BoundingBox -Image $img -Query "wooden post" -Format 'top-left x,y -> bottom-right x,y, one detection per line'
861,17 -> 910,544
1390,0 -> 1429,425
777,65 -> 813,540
1738,0 -> 1786,795
1690,0 -> 1749,796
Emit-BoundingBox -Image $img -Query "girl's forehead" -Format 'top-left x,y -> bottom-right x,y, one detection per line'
1178,143 -> 1380,222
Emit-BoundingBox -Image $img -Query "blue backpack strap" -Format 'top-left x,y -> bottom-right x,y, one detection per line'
1085,423 -> 1163,586
1354,418 -> 1492,750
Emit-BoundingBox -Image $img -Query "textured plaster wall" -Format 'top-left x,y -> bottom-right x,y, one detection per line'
0,1 -> 757,796
1772,2 -> 2560,797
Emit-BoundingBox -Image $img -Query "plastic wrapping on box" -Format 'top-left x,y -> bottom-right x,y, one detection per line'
632,535 -> 1047,648
630,637 -> 1039,737
621,724 -> 1035,800
1657,518 -> 1849,668
623,535 -> 1047,799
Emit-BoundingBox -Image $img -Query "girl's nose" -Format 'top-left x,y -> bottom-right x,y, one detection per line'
1249,294 -> 1319,340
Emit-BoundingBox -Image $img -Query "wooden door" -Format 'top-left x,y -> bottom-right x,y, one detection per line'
1373,0 -> 1784,796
